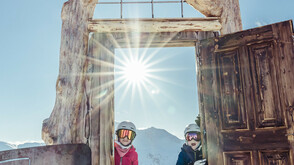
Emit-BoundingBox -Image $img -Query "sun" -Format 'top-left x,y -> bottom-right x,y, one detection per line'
122,60 -> 147,84
114,47 -> 163,97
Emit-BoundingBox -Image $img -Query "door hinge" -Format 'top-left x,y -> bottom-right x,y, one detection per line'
287,105 -> 294,122
285,133 -> 294,136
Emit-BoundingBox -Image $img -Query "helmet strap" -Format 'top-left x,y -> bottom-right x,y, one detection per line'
115,140 -> 132,149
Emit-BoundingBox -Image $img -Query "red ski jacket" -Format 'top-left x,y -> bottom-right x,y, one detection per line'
114,144 -> 138,165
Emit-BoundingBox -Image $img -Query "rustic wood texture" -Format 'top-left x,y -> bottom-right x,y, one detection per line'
106,31 -> 217,48
217,49 -> 247,130
199,20 -> 294,165
223,151 -> 253,164
196,31 -> 220,160
259,150 -> 291,165
186,0 -> 242,34
88,18 -> 222,33
41,0 -> 97,146
272,21 -> 294,164
87,33 -> 115,165
198,35 -> 224,164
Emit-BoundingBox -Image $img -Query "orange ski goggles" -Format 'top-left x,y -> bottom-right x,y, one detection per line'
117,129 -> 136,140
185,132 -> 201,141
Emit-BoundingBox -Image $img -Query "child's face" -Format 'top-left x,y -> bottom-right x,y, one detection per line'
119,136 -> 132,146
187,139 -> 200,150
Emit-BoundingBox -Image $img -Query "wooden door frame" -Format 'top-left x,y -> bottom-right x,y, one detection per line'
87,31 -> 218,164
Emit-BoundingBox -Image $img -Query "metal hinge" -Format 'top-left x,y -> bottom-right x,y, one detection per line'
287,105 -> 294,122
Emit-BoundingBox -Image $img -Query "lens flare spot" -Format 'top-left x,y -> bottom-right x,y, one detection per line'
123,60 -> 147,84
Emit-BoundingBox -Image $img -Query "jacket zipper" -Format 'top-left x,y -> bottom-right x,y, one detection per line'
120,157 -> 122,165
194,152 -> 197,162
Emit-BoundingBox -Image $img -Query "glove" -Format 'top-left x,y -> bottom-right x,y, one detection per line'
194,159 -> 207,165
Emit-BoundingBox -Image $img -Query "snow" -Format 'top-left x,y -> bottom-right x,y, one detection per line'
0,141 -> 17,151
133,127 -> 185,165
0,141 -> 44,152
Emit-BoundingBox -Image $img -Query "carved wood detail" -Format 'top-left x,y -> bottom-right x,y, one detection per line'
217,49 -> 247,130
223,151 -> 252,165
259,150 -> 290,165
249,42 -> 285,128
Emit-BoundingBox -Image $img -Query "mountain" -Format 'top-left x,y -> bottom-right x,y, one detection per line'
0,141 -> 16,151
17,142 -> 45,149
0,141 -> 44,152
133,127 -> 185,165
1,127 -> 185,165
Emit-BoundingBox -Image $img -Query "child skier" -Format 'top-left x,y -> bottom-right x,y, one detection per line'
176,123 -> 207,165
114,121 -> 138,165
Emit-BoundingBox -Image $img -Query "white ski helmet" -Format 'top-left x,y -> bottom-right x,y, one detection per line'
184,123 -> 200,135
116,121 -> 136,133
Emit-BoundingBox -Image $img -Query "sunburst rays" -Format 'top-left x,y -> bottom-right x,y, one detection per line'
86,16 -> 196,126
87,30 -> 182,111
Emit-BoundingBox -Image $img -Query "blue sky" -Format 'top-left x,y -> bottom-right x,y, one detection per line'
0,0 -> 293,143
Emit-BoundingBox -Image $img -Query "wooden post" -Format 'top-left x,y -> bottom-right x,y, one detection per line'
195,31 -> 219,160
88,33 -> 115,165
42,0 -> 97,145
186,0 -> 242,34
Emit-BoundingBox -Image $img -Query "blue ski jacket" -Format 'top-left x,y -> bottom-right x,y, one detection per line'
176,143 -> 205,165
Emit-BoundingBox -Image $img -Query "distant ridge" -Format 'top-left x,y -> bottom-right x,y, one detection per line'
0,141 -> 45,151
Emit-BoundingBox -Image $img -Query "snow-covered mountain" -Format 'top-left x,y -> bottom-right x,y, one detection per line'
0,141 -> 44,152
134,127 -> 185,165
17,142 -> 45,149
0,141 -> 17,151
0,127 -> 185,165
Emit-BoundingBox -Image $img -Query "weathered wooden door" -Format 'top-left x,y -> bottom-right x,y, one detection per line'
197,20 -> 294,164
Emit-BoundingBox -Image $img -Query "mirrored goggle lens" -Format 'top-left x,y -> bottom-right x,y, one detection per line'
185,132 -> 201,141
117,129 -> 136,140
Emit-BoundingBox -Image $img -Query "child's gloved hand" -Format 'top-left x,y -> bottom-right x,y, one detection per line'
194,159 -> 207,165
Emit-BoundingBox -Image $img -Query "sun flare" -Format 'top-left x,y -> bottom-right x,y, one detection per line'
122,60 -> 147,84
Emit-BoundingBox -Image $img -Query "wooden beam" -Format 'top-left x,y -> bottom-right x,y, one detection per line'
99,31 -> 217,48
88,18 -> 221,33
106,32 -> 200,48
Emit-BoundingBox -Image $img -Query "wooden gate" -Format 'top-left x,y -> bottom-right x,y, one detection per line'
198,20 -> 294,164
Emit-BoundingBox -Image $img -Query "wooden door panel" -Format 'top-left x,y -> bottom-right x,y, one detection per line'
217,49 -> 247,130
259,150 -> 291,165
223,151 -> 252,165
249,42 -> 285,128
222,129 -> 289,151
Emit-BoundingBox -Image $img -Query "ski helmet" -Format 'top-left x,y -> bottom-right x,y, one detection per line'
184,123 -> 200,136
116,121 -> 136,133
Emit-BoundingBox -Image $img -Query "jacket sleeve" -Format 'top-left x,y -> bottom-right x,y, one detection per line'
132,152 -> 138,165
176,151 -> 185,165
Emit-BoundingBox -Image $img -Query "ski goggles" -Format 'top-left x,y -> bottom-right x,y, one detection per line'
185,132 -> 201,141
117,129 -> 136,140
